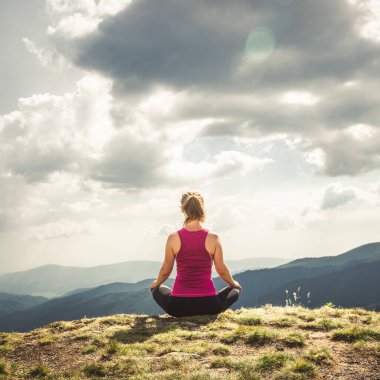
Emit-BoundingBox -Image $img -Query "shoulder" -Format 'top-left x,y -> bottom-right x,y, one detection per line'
206,230 -> 220,240
167,231 -> 181,241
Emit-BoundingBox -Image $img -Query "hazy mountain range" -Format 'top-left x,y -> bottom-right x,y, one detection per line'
0,257 -> 289,297
0,293 -> 48,318
0,242 -> 379,332
231,242 -> 380,310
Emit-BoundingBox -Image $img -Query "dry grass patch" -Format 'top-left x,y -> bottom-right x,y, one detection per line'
300,318 -> 344,331
1,307 -> 379,379
246,327 -> 278,346
332,326 -> 380,343
282,332 -> 306,347
303,348 -> 332,365
255,352 -> 294,372
269,318 -> 297,328
274,358 -> 316,379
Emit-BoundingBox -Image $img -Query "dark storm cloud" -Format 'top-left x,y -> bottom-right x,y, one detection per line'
66,0 -> 380,177
73,0 -> 378,92
74,0 -> 250,92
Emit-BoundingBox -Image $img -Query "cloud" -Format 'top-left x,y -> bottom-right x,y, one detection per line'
320,183 -> 357,210
0,74 -> 114,182
88,129 -> 170,190
295,121 -> 380,176
25,218 -> 99,240
72,0 -> 377,91
0,170 -> 30,232
45,0 -> 132,38
22,38 -> 70,71
163,148 -> 272,187
274,215 -> 295,231
53,0 -> 379,177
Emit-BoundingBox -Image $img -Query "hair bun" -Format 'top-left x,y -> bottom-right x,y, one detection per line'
180,191 -> 206,224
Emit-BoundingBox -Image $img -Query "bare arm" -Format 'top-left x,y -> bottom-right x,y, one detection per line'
151,234 -> 176,289
213,234 -> 240,289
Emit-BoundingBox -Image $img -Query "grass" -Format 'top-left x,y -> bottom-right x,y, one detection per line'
105,339 -> 120,355
82,345 -> 97,354
211,344 -> 230,355
270,318 -> 297,327
332,326 -> 380,342
303,348 -> 332,365
289,359 -> 316,375
255,353 -> 291,371
29,364 -> 49,378
282,332 -> 306,347
246,327 -> 278,346
233,314 -> 262,326
300,318 -> 344,331
83,363 -> 106,377
0,306 -> 378,379
0,362 -> 7,375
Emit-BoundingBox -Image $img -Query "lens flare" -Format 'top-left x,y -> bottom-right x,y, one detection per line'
245,27 -> 276,63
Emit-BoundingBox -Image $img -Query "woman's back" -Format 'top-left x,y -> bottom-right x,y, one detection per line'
171,227 -> 217,297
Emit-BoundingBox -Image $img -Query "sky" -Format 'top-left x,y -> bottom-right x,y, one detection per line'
0,0 -> 380,274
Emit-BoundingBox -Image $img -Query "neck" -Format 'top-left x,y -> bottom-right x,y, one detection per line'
184,220 -> 204,229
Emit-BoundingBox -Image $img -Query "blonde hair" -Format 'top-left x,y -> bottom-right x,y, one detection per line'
180,191 -> 206,226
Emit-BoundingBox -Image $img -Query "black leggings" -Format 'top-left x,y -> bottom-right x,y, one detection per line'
151,285 -> 240,317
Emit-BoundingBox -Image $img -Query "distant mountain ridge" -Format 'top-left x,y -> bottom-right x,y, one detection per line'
0,257 -> 289,297
278,242 -> 380,269
0,242 -> 378,332
0,293 -> 48,318
0,279 -> 168,332
259,260 -> 380,309
229,242 -> 380,310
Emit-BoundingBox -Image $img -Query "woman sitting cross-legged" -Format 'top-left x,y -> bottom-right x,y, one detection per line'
150,191 -> 243,317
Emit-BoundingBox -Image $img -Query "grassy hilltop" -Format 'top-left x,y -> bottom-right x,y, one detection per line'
0,306 -> 379,379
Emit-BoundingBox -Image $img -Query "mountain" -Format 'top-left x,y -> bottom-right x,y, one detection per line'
0,307 -> 379,379
259,260 -> 380,309
0,292 -> 48,317
0,257 -> 289,297
0,261 -> 163,297
278,241 -> 380,269
228,242 -> 380,310
0,279 -> 173,332
225,257 -> 289,274
0,242 -> 378,332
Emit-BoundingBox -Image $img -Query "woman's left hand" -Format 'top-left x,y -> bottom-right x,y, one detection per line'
150,280 -> 159,290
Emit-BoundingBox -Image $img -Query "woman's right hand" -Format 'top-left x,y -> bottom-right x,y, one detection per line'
232,280 -> 243,293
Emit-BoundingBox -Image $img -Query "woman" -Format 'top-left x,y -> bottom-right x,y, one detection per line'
150,191 -> 243,317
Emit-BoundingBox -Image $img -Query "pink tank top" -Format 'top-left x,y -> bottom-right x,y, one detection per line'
171,227 -> 217,297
